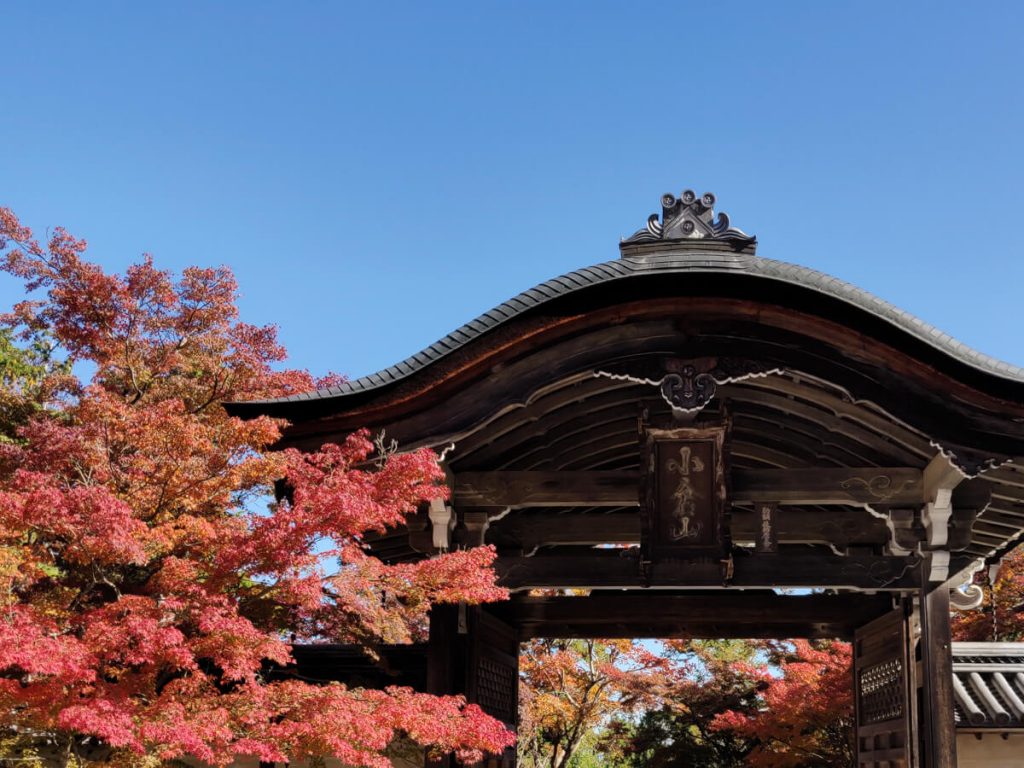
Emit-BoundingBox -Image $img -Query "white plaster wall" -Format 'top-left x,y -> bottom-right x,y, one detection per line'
956,732 -> 1024,768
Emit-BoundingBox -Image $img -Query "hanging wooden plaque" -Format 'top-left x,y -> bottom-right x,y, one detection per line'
755,501 -> 779,554
641,424 -> 728,561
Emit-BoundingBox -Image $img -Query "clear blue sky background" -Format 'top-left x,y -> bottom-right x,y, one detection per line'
3,2 -> 1023,380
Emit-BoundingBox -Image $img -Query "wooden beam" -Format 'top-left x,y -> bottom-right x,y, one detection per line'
495,551 -> 920,591
455,470 -> 637,507
487,508 -> 894,548
453,468 -> 924,507
505,592 -> 894,640
490,512 -> 640,547
733,467 -> 923,505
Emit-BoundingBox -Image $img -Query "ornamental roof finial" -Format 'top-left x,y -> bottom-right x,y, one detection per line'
621,189 -> 756,253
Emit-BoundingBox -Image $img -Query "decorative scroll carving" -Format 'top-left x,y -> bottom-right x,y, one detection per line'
622,189 -> 756,250
840,474 -> 918,502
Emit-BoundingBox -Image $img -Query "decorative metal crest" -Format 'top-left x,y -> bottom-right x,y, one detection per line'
622,189 -> 756,250
596,357 -> 777,414
661,366 -> 716,410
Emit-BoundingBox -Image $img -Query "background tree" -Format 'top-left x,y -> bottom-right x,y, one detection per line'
594,639 -> 853,768
708,640 -> 854,768
0,208 -> 513,767
598,640 -> 761,768
517,638 -> 672,768
952,547 -> 1024,642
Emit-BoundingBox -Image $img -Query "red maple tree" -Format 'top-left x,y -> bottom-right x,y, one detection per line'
0,208 -> 513,766
708,640 -> 854,768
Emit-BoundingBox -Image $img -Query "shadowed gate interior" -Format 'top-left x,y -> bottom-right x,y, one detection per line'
230,190 -> 1024,768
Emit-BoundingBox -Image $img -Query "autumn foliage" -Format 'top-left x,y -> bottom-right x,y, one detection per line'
570,639 -> 853,768
952,547 -> 1024,642
0,208 -> 512,766
707,640 -> 854,768
518,638 -> 673,768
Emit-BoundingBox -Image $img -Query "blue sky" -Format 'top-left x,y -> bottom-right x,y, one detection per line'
3,2 -> 1023,379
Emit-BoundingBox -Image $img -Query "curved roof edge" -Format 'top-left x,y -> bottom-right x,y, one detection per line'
243,249 -> 1024,406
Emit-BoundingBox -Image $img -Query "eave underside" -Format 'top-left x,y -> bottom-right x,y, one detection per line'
364,368 -> 1024,570
243,293 -> 1024,576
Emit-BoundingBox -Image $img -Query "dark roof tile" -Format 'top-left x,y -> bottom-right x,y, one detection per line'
242,253 -> 1024,406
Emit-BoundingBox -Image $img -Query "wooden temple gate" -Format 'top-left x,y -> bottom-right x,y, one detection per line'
231,190 -> 1024,767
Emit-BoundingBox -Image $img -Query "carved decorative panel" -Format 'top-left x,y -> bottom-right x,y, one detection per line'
854,605 -> 916,768
641,423 -> 728,561
859,657 -> 904,725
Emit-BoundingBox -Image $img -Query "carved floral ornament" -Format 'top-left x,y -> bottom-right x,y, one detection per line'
621,189 -> 757,250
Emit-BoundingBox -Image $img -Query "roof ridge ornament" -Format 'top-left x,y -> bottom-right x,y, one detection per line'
621,189 -> 756,253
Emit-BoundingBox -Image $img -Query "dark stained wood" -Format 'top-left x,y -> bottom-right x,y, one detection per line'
504,592 -> 893,640
754,502 -> 779,553
456,471 -> 637,507
272,643 -> 428,689
495,551 -> 920,591
236,299 -> 1024,470
454,468 -> 923,507
475,396 -> 914,474
725,385 -> 927,465
919,577 -> 957,768
853,604 -> 917,768
489,511 -> 640,547
425,605 -> 462,768
641,423 -> 728,560
733,468 -> 923,505
487,508 -> 893,550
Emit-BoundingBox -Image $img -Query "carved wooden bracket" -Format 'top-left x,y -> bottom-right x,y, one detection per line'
428,497 -> 454,551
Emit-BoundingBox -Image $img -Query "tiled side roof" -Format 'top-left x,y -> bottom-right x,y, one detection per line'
952,642 -> 1024,729
244,251 -> 1024,406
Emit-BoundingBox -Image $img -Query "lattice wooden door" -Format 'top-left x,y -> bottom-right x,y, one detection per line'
854,605 -> 917,768
467,609 -> 519,768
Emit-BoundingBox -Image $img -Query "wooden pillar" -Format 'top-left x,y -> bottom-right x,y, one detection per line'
427,604 -> 465,768
427,604 -> 518,768
919,578 -> 957,768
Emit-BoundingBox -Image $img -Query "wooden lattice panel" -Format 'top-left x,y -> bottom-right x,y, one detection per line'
476,655 -> 518,724
854,606 -> 915,768
859,657 -> 904,725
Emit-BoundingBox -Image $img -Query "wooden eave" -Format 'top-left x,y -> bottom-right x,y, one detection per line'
226,250 -> 1024,567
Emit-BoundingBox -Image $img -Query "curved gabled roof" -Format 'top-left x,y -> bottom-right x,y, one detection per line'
240,246 -> 1024,409
226,191 -> 1024,568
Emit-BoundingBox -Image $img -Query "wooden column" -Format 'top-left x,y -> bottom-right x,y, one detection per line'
427,604 -> 518,768
426,605 -> 465,768
918,577 -> 957,768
